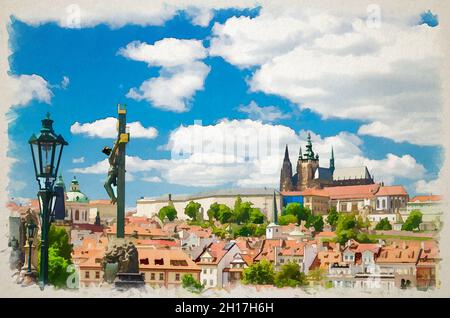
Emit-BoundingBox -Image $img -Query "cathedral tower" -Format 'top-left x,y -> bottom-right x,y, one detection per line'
280,145 -> 293,191
296,133 -> 320,191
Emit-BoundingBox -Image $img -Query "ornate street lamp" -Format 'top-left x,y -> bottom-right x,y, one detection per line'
29,113 -> 68,288
26,218 -> 36,275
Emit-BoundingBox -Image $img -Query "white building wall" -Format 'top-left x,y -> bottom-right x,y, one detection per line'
136,193 -> 282,221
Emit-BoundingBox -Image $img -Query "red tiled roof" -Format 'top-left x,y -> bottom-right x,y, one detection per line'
197,241 -> 236,265
376,185 -> 408,196
323,184 -> 380,200
410,195 -> 442,203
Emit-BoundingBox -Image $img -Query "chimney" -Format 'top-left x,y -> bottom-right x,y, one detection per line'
168,193 -> 172,201
421,241 -> 425,250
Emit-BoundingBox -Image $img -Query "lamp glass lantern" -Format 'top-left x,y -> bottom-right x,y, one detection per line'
27,219 -> 36,241
28,113 -> 68,190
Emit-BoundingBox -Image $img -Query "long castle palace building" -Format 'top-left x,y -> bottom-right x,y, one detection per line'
280,133 -> 375,192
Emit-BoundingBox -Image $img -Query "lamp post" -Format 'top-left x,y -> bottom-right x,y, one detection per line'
26,218 -> 36,275
29,113 -> 68,289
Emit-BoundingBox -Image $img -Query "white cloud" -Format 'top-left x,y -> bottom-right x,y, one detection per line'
70,117 -> 158,139
9,74 -> 53,106
61,76 -> 70,89
118,39 -> 207,67
72,119 -> 426,189
72,156 -> 85,164
238,101 -> 290,122
210,6 -> 443,146
141,176 -> 162,183
414,178 -> 442,195
120,38 -> 210,112
10,0 -> 259,29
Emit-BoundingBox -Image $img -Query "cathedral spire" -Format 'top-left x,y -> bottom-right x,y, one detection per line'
330,146 -> 335,173
284,144 -> 290,161
305,132 -> 315,160
298,145 -> 303,160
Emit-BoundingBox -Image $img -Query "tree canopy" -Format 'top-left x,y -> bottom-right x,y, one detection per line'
242,259 -> 275,285
158,205 -> 177,221
275,262 -> 308,287
374,217 -> 392,231
402,210 -> 423,231
38,225 -> 73,288
184,201 -> 202,221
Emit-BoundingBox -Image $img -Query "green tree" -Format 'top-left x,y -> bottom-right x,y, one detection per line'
357,215 -> 371,229
254,224 -> 267,237
207,202 -> 221,222
275,262 -> 308,287
250,208 -> 265,224
327,207 -> 339,228
218,204 -> 233,224
236,201 -> 252,224
306,214 -> 324,232
158,205 -> 177,221
284,203 -> 311,222
185,201 -> 201,221
307,267 -> 327,285
356,233 -> 374,243
335,213 -> 357,244
233,196 -> 243,224
38,225 -> 73,288
402,210 -> 423,231
242,259 -> 275,285
182,274 -> 204,293
278,214 -> 298,225
212,226 -> 227,239
374,217 -> 392,231
236,223 -> 257,237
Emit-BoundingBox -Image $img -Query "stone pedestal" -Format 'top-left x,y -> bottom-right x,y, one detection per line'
114,272 -> 145,289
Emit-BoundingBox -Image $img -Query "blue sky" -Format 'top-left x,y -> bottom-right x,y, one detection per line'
6,4 -> 443,207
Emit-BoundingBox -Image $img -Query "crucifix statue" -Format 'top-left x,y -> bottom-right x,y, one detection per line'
102,104 -> 129,238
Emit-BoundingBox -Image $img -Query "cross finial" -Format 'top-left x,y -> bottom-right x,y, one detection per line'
46,112 -> 51,119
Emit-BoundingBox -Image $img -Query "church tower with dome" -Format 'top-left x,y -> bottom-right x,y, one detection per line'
65,176 -> 90,224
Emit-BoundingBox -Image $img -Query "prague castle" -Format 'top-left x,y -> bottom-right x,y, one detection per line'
280,133 -> 375,192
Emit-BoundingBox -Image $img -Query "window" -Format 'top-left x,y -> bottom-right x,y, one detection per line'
175,273 -> 180,281
75,210 -> 80,220
85,271 -> 90,279
203,279 -> 207,285
159,273 -> 164,281
382,200 -> 386,209
210,269 -> 213,274
203,269 -> 207,274
95,271 -> 100,279
151,273 -> 155,280
210,280 -> 213,286
340,203 -> 347,212
377,200 -> 380,209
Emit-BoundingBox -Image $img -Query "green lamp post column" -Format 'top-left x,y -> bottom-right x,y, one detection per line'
29,113 -> 68,289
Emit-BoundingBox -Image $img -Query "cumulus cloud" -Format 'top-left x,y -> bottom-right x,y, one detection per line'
210,6 -> 443,146
70,117 -> 158,139
11,0 -> 259,29
9,74 -> 53,106
414,178 -> 442,194
119,38 -> 210,112
72,156 -> 85,164
72,120 -> 425,189
238,101 -> 290,122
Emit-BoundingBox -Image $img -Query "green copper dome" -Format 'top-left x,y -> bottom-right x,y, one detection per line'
66,176 -> 89,203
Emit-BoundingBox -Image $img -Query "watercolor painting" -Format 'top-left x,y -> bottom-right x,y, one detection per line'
0,1 -> 448,298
